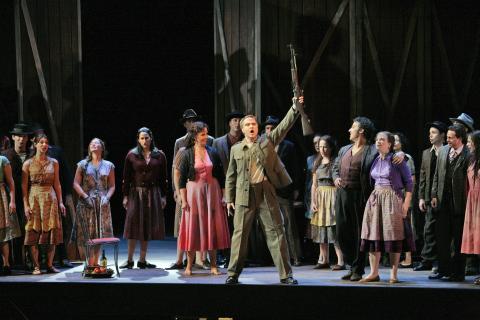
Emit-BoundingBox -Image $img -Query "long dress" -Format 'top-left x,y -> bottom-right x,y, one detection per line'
178,153 -> 230,251
24,157 -> 63,245
461,164 -> 480,254
0,156 -> 21,243
74,159 -> 114,244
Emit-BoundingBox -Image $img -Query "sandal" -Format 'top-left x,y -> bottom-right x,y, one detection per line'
32,267 -> 42,275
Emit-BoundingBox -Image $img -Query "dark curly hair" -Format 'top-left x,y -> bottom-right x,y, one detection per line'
469,131 -> 480,182
185,121 -> 209,148
353,116 -> 376,143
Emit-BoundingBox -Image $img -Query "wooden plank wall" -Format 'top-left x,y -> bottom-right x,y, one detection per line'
214,0 -> 259,136
235,0 -> 480,159
0,0 -> 82,166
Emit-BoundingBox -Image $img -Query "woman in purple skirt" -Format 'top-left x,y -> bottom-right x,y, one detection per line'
359,131 -> 413,283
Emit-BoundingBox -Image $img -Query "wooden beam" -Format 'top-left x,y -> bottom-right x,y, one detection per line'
301,0 -> 349,88
20,0 -> 60,145
432,2 -> 460,113
349,0 -> 363,117
214,0 -> 236,112
14,0 -> 23,121
389,1 -> 419,124
254,0 -> 261,120
363,1 -> 390,110
77,0 -> 84,157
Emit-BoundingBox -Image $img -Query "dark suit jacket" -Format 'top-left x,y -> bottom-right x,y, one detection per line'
431,145 -> 469,215
418,147 -> 439,204
332,143 -> 378,204
212,134 -> 230,175
276,139 -> 298,199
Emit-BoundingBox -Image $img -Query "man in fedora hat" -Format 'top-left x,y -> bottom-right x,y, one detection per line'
168,108 -> 214,270
450,113 -> 475,133
2,123 -> 32,269
449,113 -> 479,275
430,124 -> 470,281
414,121 -> 447,272
212,110 -> 244,267
263,115 -> 302,266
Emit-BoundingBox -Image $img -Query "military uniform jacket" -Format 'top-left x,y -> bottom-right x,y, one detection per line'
225,106 -> 299,206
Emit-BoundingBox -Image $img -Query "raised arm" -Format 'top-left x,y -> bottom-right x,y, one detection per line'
269,103 -> 300,147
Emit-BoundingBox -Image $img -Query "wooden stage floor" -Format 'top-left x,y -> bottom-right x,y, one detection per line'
1,238 -> 479,319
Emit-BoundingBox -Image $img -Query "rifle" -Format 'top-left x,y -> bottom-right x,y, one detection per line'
288,44 -> 314,136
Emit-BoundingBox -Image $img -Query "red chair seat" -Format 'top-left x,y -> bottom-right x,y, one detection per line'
87,237 -> 120,245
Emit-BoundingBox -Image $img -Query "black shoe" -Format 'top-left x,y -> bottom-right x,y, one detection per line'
225,275 -> 239,284
465,268 -> 479,276
350,272 -> 363,281
280,277 -> 298,285
413,262 -> 433,271
313,263 -> 330,269
428,273 -> 447,280
3,266 -> 11,276
341,271 -> 353,280
46,266 -> 60,274
166,262 -> 184,270
119,260 -> 134,269
137,261 -> 156,269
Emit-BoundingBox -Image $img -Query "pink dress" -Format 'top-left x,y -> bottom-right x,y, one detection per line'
178,153 -> 230,251
461,165 -> 480,254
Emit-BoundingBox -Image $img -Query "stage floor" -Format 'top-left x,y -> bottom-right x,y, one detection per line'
1,238 -> 479,319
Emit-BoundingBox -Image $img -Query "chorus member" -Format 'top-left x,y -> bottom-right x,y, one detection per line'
264,115 -> 302,266
431,124 -> 470,282
121,127 -> 167,269
173,109 -> 214,268
22,134 -> 66,275
2,123 -> 32,268
310,135 -> 344,270
73,138 -> 115,266
415,121 -> 446,272
393,132 -> 416,268
461,131 -> 480,285
224,97 -> 302,285
0,155 -> 21,275
178,122 -> 230,275
305,134 -> 322,221
359,132 -> 413,283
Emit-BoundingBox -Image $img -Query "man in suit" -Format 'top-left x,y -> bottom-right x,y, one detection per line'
212,110 -> 244,267
171,109 -> 214,269
430,124 -> 469,281
264,115 -> 302,266
415,121 -> 447,272
224,98 -> 301,285
449,113 -> 479,276
213,110 -> 245,174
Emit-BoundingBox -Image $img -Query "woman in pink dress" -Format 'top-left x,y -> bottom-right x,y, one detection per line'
178,121 -> 230,276
461,130 -> 480,285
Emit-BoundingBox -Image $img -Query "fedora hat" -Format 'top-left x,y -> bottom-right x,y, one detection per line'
449,113 -> 475,132
179,109 -> 199,124
10,123 -> 32,135
426,121 -> 448,134
262,115 -> 280,127
226,110 -> 245,122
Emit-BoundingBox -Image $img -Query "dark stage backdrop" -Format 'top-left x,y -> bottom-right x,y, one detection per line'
82,1 -> 214,235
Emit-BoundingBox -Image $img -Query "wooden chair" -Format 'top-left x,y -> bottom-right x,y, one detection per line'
78,206 -> 121,277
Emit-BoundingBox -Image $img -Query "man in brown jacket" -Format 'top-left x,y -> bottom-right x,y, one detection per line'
225,98 -> 301,285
